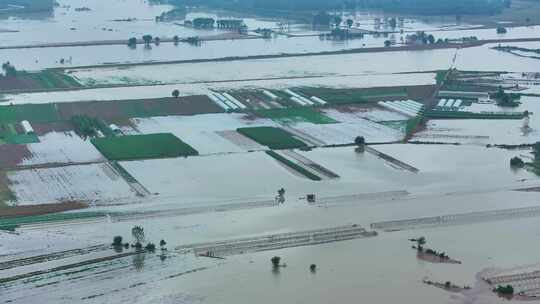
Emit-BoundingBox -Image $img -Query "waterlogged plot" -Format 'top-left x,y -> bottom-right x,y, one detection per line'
91,133 -> 198,161
254,107 -> 337,124
321,107 -> 409,123
129,113 -> 276,154
0,131 -> 105,169
6,163 -> 137,205
119,152 -> 318,203
237,127 -> 308,149
291,120 -> 404,145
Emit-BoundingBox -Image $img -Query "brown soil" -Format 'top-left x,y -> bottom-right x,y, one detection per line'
0,76 -> 40,91
0,201 -> 88,218
56,95 -> 224,120
0,144 -> 32,169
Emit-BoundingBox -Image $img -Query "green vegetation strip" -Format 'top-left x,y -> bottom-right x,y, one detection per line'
266,151 -> 321,181
255,107 -> 337,124
0,212 -> 107,231
237,127 -> 307,150
297,87 -> 408,105
91,133 -> 198,161
0,104 -> 60,123
21,70 -> 81,90
426,110 -> 524,119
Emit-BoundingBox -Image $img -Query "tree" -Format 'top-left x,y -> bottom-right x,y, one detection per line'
496,26 -> 507,34
154,36 -> 160,45
112,236 -> 123,247
173,35 -> 180,45
388,17 -> 397,28
510,156 -> 525,168
310,264 -> 317,272
127,37 -> 137,48
172,89 -> 180,98
333,16 -> 342,29
160,239 -> 167,250
409,236 -> 426,251
355,136 -> 365,152
427,34 -> 435,44
346,18 -> 354,29
2,62 -> 17,77
384,40 -> 392,47
142,34 -> 153,46
271,256 -> 281,268
145,243 -> 156,252
132,225 -> 145,244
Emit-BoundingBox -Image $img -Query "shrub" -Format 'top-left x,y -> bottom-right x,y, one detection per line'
112,236 -> 123,246
510,156 -> 525,168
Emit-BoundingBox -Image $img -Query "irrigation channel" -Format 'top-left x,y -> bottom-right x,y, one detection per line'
176,225 -> 377,257
370,205 -> 540,231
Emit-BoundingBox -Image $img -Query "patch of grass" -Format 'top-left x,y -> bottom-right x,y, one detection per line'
297,87 -> 408,105
91,133 -> 198,161
426,110 -> 524,119
0,212 -> 107,231
255,107 -> 337,124
237,127 -> 307,150
0,104 -> 60,123
0,123 -> 39,144
266,150 -> 321,181
24,70 -> 81,89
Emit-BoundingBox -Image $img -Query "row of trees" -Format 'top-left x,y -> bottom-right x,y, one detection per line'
127,35 -> 182,48
112,226 -> 168,253
271,256 -> 317,273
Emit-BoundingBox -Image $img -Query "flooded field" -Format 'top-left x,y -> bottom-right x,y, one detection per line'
2,0 -> 540,303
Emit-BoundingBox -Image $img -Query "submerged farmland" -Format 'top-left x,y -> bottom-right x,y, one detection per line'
2,1 -> 540,303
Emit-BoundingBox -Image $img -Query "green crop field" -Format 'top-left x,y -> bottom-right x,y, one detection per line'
298,87 -> 408,104
255,107 -> 337,124
24,70 -> 82,90
0,104 -> 60,123
266,151 -> 321,181
425,110 -> 524,120
91,133 -> 199,161
237,127 -> 307,150
0,212 -> 107,231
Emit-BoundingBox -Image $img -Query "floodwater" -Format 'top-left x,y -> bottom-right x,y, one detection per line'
3,1 -> 540,303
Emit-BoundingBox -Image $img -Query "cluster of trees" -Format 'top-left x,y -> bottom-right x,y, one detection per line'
70,115 -> 114,139
163,0 -> 508,15
112,226 -> 168,254
406,31 -> 436,45
497,26 -> 508,34
494,284 -> 514,295
191,17 -> 215,28
491,86 -> 521,107
128,35 -> 168,48
1,62 -> 17,77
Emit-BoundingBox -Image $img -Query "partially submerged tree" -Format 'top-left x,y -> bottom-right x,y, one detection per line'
142,34 -> 153,46
355,136 -> 365,153
271,256 -> 281,268
172,89 -> 180,98
1,62 -> 17,77
112,236 -> 123,247
127,37 -> 137,48
132,225 -> 145,244
346,18 -> 354,29
160,239 -> 167,250
173,35 -> 180,45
